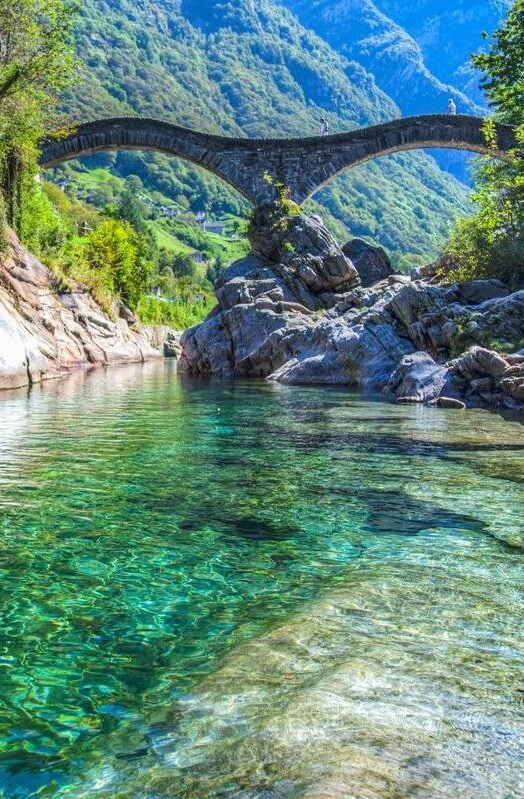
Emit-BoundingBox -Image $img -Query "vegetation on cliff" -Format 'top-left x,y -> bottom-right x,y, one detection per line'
0,0 -> 76,231
0,1 -> 225,326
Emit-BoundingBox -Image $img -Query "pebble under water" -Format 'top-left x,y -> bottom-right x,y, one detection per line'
0,361 -> 522,799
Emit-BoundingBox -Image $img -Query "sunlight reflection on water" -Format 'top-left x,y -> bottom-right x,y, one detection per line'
0,362 -> 522,798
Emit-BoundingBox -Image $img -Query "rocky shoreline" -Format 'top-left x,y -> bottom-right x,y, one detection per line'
0,231 -> 167,391
180,204 -> 524,412
1,214 -> 522,411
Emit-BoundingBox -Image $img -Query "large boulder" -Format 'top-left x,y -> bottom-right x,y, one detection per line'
384,352 -> 450,402
269,318 -> 414,388
449,346 -> 508,382
249,204 -> 360,302
179,289 -> 312,377
498,363 -> 524,402
342,238 -> 394,287
447,346 -> 524,408
450,279 -> 509,305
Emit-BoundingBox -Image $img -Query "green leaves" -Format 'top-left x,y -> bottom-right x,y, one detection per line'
472,0 -> 524,126
84,219 -> 153,308
0,0 -> 78,229
445,1 -> 524,289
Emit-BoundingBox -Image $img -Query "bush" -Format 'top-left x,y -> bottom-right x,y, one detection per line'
136,294 -> 215,330
443,171 -> 524,289
83,220 -> 153,308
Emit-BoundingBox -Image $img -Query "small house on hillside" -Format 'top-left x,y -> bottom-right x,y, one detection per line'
203,221 -> 225,235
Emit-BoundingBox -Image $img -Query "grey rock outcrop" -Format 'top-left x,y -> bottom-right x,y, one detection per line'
385,282 -> 524,358
0,231 -> 164,391
450,347 -> 524,407
342,238 -> 394,287
249,204 -> 360,303
180,206 -> 363,377
179,205 -> 524,412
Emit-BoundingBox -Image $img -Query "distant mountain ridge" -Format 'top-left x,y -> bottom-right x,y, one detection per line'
282,0 -> 509,114
281,0 -> 510,182
54,0 -> 480,262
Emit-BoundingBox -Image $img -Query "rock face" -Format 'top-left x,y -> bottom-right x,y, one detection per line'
180,205 -> 363,378
0,231 -> 164,391
180,205 -> 524,411
342,238 -> 394,287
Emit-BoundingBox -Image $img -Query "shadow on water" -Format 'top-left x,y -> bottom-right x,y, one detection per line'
178,514 -> 302,541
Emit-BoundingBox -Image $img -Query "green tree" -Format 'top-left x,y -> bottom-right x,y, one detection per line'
445,1 -> 524,288
115,184 -> 149,236
85,219 -> 152,308
0,0 -> 77,229
473,2 -> 524,127
173,252 -> 198,279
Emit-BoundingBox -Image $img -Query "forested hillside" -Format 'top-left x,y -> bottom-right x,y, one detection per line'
49,0 -> 473,264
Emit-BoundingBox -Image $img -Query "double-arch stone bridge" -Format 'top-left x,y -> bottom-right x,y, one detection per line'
40,114 -> 516,205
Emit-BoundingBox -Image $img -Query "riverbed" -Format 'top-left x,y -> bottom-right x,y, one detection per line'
0,362 -> 522,798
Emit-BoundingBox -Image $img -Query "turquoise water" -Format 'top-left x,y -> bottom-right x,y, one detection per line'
0,362 -> 522,799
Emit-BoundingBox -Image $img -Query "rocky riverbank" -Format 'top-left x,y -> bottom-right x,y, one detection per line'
180,204 -> 524,411
0,231 -> 167,391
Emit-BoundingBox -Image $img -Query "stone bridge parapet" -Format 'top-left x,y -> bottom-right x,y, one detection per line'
40,115 -> 516,204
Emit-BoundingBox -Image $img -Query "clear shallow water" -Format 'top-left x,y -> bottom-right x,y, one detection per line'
0,362 -> 522,799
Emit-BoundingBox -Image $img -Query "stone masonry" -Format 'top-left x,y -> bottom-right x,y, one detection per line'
40,115 -> 516,204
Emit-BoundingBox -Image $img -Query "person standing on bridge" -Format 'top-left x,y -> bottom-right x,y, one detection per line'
447,98 -> 457,115
320,116 -> 329,136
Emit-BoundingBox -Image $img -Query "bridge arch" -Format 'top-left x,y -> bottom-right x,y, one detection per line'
39,118 -> 260,202
285,116 -> 516,202
40,115 -> 516,206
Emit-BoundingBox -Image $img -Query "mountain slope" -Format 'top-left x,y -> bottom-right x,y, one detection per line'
52,0 -> 471,262
281,0 -> 509,182
282,0 -> 480,116
282,0 -> 509,115
375,0 -> 510,103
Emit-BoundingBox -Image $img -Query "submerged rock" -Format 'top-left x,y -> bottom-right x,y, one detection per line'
428,396 -> 466,410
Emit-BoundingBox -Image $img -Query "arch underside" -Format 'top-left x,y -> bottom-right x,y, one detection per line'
41,139 -> 254,202
301,139 -> 504,202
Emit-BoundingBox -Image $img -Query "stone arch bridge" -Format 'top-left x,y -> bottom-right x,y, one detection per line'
40,115 -> 516,205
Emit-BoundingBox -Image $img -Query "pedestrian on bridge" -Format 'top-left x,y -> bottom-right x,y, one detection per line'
447,98 -> 457,115
320,116 -> 329,136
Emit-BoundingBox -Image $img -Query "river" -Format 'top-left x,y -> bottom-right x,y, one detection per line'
0,362 -> 522,798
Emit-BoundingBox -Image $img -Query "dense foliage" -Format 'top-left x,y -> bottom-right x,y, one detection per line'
24,177 -> 228,325
0,0 -> 77,231
444,0 -> 524,288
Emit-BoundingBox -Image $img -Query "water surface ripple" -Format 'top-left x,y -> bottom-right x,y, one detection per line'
0,362 -> 522,798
